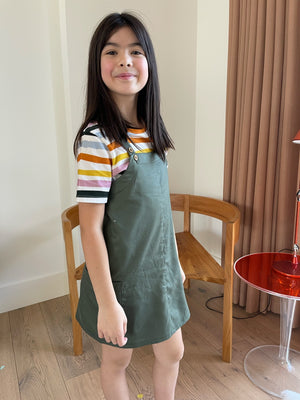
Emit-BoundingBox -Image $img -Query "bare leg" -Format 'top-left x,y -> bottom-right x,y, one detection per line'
100,344 -> 133,400
152,329 -> 184,400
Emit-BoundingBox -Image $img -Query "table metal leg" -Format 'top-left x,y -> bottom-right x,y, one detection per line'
244,298 -> 300,398
279,298 -> 296,370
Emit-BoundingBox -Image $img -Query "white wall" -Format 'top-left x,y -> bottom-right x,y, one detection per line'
195,0 -> 229,198
0,0 -> 229,312
0,0 -> 68,312
192,0 -> 229,260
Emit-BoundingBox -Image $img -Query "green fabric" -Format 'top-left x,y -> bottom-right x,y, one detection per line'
76,142 -> 190,348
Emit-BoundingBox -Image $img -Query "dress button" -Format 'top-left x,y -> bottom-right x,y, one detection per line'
128,147 -> 134,153
134,154 -> 139,161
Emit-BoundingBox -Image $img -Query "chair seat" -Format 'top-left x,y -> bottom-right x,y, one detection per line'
75,263 -> 85,280
176,231 -> 225,284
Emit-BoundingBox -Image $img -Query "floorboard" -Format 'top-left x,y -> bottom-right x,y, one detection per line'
1,280 -> 292,399
40,296 -> 100,380
0,312 -> 20,400
9,304 -> 70,400
65,369 -> 105,400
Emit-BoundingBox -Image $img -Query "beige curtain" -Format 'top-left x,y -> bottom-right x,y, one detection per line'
223,0 -> 300,315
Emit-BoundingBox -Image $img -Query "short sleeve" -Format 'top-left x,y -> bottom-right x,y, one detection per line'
76,129 -> 112,204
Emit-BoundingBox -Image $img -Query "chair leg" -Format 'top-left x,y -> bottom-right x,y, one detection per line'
72,318 -> 83,356
222,280 -> 232,362
69,289 -> 83,356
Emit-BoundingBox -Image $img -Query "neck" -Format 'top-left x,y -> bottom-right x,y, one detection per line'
112,94 -> 142,128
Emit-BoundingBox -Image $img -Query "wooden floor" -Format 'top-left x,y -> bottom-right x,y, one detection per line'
1,280 -> 300,400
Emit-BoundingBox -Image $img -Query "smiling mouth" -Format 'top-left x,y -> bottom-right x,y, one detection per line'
116,73 -> 135,79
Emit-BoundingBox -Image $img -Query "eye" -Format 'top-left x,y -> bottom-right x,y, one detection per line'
131,49 -> 144,56
104,50 -> 117,56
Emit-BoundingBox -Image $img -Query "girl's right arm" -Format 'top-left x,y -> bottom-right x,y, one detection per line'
78,202 -> 128,347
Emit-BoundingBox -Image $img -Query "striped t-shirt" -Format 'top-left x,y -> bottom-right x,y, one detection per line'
76,123 -> 154,203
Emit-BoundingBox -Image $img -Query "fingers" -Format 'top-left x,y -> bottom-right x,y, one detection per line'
98,329 -> 104,339
117,335 -> 128,347
117,319 -> 128,346
97,330 -> 128,347
97,303 -> 128,346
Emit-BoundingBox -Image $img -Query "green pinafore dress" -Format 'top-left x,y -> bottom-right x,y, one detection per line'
76,140 -> 190,348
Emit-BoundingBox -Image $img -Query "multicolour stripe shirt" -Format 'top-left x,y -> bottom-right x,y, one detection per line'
76,123 -> 154,203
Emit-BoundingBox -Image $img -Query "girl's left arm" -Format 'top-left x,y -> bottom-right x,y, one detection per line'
79,202 -> 128,347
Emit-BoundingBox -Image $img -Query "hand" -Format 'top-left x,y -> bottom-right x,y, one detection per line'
97,302 -> 128,347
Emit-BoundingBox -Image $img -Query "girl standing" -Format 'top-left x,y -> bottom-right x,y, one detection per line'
74,12 -> 190,400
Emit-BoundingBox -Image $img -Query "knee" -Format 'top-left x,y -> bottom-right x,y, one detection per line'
101,347 -> 132,371
155,342 -> 184,366
104,356 -> 130,371
171,342 -> 185,363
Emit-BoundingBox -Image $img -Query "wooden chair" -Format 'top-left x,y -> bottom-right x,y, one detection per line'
62,196 -> 240,360
61,204 -> 84,356
170,194 -> 240,362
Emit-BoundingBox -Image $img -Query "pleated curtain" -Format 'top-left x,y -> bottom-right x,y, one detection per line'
223,0 -> 300,316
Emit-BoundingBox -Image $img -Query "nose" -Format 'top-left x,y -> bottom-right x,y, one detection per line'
119,52 -> 132,67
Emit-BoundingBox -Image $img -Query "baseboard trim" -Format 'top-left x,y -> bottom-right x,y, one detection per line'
0,271 -> 69,313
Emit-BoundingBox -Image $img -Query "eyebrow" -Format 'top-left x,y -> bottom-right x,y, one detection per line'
103,42 -> 142,48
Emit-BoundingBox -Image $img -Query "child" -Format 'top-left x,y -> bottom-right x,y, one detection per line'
74,12 -> 190,400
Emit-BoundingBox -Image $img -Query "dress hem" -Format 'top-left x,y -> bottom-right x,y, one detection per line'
77,311 -> 190,349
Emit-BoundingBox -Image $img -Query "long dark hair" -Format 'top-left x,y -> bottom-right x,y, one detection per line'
73,12 -> 174,160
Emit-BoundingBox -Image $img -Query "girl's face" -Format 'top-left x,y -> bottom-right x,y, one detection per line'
101,27 -> 149,102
